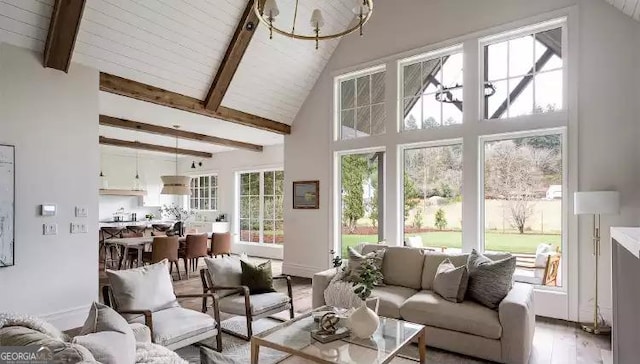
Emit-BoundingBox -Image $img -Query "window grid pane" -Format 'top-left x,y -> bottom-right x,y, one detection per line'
239,170 -> 284,244
339,69 -> 386,140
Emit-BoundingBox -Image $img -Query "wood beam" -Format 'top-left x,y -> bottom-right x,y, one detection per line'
99,136 -> 213,158
99,73 -> 291,135
99,115 -> 263,152
204,0 -> 262,110
43,0 -> 86,72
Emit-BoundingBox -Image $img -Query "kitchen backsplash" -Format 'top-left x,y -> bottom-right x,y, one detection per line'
99,195 -> 162,221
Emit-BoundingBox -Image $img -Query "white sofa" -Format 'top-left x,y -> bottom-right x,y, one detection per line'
312,245 -> 535,364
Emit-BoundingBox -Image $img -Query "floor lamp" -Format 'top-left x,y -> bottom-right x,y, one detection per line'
574,191 -> 620,335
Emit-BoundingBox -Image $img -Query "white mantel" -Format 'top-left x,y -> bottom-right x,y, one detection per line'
610,227 -> 640,364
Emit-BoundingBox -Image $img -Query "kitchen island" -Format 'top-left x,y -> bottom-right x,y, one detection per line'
610,227 -> 640,364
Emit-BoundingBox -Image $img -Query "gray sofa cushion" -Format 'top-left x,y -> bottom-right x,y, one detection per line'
370,285 -> 417,318
0,326 -> 96,362
422,252 -> 468,290
400,290 -> 502,339
344,247 -> 385,285
219,292 -> 290,316
130,307 -> 216,347
380,246 -> 425,289
74,302 -> 136,364
467,250 -> 517,309
433,259 -> 468,303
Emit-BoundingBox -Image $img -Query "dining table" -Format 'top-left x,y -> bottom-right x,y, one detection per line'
104,235 -> 190,270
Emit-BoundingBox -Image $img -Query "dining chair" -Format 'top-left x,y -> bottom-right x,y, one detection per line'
126,225 -> 147,236
179,233 -> 209,279
209,232 -> 232,258
151,224 -> 171,236
147,236 -> 181,280
100,227 -> 124,269
121,231 -> 144,269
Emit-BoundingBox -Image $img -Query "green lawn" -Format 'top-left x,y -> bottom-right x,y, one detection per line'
340,231 -> 561,257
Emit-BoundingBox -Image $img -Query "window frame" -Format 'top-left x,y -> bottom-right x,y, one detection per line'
235,168 -> 285,245
478,17 -> 568,122
478,127 -> 568,291
334,64 -> 386,141
189,174 -> 218,212
398,45 -> 464,132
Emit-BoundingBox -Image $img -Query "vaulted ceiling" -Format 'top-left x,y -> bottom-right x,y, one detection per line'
604,0 -> 640,21
0,0 -> 357,157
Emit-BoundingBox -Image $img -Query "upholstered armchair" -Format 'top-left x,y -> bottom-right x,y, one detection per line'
103,259 -> 222,351
200,257 -> 294,340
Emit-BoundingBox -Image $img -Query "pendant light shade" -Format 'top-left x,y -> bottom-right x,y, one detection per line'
161,175 -> 191,195
161,125 -> 191,196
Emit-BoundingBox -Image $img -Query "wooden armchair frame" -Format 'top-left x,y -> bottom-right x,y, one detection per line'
102,285 -> 223,352
199,268 -> 294,340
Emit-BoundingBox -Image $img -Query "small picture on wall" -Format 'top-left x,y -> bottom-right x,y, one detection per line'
293,180 -> 319,209
0,144 -> 15,268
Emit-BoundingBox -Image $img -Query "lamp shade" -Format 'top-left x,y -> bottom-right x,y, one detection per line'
574,191 -> 620,215
263,0 -> 279,18
310,9 -> 325,28
161,175 -> 191,196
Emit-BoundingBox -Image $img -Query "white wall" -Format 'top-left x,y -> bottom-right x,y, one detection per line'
0,44 -> 99,329
99,149 -> 180,221
283,0 -> 640,323
179,145 -> 284,259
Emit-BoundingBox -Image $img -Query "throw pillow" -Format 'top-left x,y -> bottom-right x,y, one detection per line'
73,302 -> 136,364
240,260 -> 276,294
345,247 -> 385,285
466,249 -> 516,309
105,259 -> 178,317
204,256 -> 243,297
433,258 -> 469,303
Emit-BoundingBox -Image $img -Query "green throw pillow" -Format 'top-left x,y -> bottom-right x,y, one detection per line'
240,260 -> 276,294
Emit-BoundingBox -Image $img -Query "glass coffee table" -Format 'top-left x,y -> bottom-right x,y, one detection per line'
250,306 -> 426,364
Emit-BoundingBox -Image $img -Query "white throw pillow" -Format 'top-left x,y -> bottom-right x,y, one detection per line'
535,243 -> 553,267
204,256 -> 242,297
405,236 -> 423,248
73,302 -> 136,364
105,259 -> 178,315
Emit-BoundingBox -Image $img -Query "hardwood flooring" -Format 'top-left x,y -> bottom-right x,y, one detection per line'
98,257 -> 611,363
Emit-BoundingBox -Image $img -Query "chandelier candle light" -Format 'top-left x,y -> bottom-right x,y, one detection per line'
161,125 -> 191,196
255,0 -> 374,49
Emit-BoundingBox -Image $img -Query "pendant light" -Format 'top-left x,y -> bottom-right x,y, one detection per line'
161,125 -> 191,195
132,149 -> 143,191
99,150 -> 109,189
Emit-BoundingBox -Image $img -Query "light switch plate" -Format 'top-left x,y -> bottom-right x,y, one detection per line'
71,222 -> 87,234
41,204 -> 56,216
43,223 -> 57,235
75,206 -> 88,217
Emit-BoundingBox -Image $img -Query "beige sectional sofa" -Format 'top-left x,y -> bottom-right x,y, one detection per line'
312,244 -> 535,364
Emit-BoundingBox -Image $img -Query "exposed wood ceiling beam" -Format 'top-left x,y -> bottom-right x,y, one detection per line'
99,136 -> 213,158
43,0 -> 86,72
99,73 -> 291,135
99,115 -> 263,152
204,0 -> 262,110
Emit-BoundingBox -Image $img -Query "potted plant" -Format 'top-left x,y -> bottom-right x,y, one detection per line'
349,257 -> 383,339
145,213 -> 155,222
159,204 -> 194,236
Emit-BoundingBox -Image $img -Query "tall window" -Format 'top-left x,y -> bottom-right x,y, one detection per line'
339,151 -> 384,257
482,132 -> 564,286
337,67 -> 386,140
401,48 -> 463,130
483,25 -> 563,119
403,143 -> 463,251
189,175 -> 218,211
239,170 -> 284,244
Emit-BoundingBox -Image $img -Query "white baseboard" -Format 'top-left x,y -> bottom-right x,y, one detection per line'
282,263 -> 325,278
40,305 -> 89,331
578,303 -> 612,325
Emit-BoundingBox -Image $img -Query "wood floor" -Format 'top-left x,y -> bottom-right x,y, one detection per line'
99,257 -> 611,363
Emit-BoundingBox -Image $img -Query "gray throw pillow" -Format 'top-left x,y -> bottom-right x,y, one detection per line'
204,256 -> 243,298
73,302 -> 136,364
466,249 -> 516,309
345,247 -> 385,285
433,258 -> 468,303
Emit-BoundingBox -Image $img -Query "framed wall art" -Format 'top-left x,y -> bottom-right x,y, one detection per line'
293,180 -> 319,209
0,144 -> 14,268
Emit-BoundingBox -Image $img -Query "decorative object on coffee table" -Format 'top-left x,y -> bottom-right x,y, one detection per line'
310,312 -> 350,343
349,256 -> 383,339
293,180 -> 319,209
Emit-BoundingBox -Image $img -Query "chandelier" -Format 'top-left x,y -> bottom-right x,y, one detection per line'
254,0 -> 374,49
161,126 -> 191,196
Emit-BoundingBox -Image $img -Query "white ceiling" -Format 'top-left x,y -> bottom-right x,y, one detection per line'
604,0 -> 640,20
0,0 -> 359,156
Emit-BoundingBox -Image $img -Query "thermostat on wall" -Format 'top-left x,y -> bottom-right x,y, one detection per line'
40,204 -> 56,216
